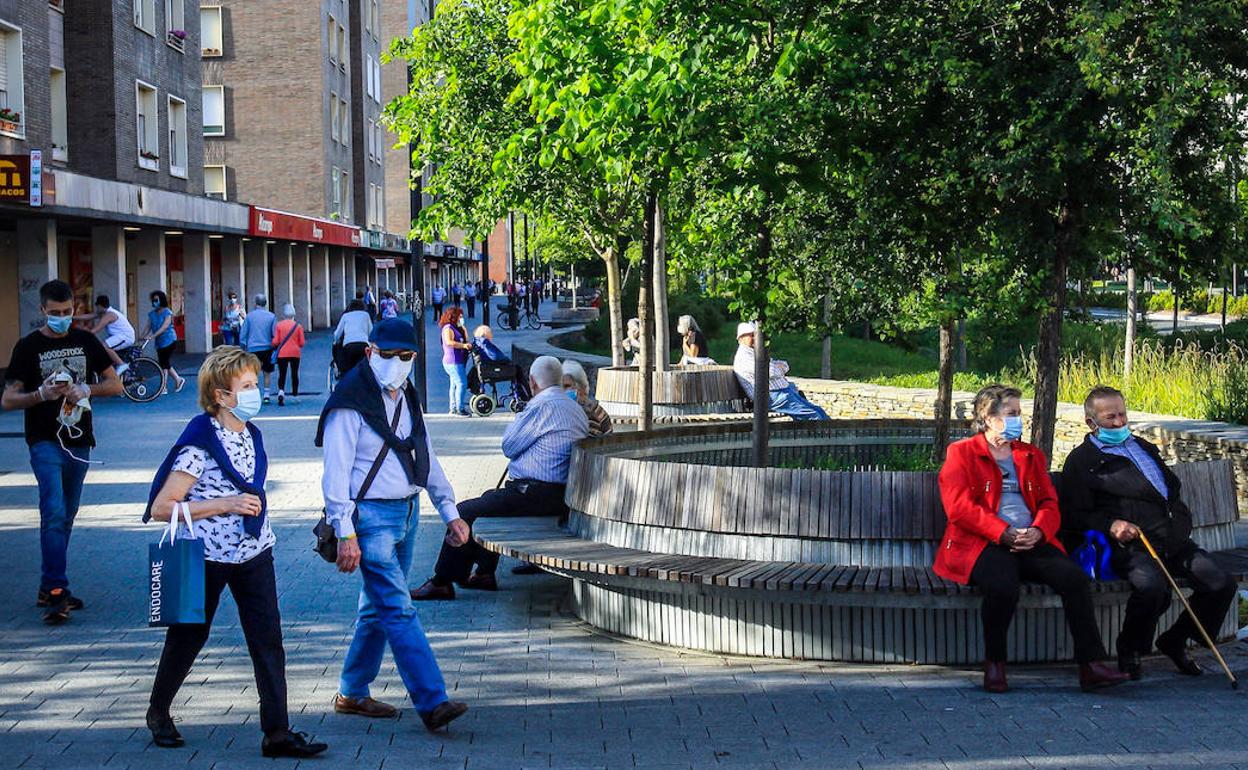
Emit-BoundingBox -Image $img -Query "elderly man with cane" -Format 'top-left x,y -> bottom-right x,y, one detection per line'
1060,386 -> 1238,683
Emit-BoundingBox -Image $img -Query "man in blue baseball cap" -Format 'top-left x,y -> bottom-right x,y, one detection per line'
315,318 -> 469,731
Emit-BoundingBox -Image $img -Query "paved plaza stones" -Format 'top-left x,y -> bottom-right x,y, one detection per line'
3,311 -> 1248,769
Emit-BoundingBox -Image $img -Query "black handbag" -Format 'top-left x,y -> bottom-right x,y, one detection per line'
314,398 -> 404,563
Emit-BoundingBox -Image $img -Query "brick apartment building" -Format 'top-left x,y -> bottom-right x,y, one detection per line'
0,0 -> 415,370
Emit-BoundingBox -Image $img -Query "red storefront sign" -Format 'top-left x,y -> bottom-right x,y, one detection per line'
249,206 -> 362,247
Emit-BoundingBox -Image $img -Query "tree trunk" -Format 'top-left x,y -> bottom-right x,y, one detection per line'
571,263 -> 578,310
956,318 -> 967,371
1172,286 -> 1179,335
1222,281 -> 1228,331
1124,265 -> 1137,381
1030,199 -> 1077,460
638,192 -> 656,431
604,243 -> 625,366
820,291 -> 832,379
653,202 -> 670,371
751,217 -> 772,469
933,318 -> 955,461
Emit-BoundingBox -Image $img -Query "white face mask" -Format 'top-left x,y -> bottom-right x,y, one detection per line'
369,352 -> 413,390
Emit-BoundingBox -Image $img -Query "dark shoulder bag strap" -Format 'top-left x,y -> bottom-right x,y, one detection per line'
353,398 -> 404,502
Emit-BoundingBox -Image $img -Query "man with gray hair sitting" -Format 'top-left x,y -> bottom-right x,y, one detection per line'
412,355 -> 589,600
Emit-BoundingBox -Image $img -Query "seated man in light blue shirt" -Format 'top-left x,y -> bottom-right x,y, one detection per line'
314,318 -> 469,732
412,355 -> 588,600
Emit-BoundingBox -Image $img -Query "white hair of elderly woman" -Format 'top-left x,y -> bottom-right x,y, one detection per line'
677,315 -> 700,334
530,355 -> 564,390
562,359 -> 590,392
282,304 -> 296,318
626,318 -> 641,334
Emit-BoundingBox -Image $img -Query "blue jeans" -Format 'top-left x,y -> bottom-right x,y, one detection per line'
443,361 -> 468,413
767,384 -> 829,421
339,498 -> 449,713
29,441 -> 91,592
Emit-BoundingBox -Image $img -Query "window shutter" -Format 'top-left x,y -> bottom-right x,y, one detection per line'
0,32 -> 10,94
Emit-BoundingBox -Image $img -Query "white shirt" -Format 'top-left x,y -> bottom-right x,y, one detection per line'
170,417 -> 276,564
334,310 -> 372,345
732,344 -> 791,400
103,307 -> 135,346
502,386 -> 589,483
321,383 -> 460,539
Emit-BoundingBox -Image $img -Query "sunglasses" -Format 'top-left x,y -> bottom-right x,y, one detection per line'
376,349 -> 416,361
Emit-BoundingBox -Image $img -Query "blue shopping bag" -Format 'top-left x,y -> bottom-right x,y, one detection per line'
148,503 -> 206,627
1072,529 -> 1119,581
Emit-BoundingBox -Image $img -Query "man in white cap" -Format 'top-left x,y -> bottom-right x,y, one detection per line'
732,322 -> 828,420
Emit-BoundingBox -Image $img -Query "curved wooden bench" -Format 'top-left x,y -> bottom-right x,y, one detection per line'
595,365 -> 746,417
476,421 -> 1243,664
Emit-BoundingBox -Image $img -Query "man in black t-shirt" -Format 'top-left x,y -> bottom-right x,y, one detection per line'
2,280 -> 122,624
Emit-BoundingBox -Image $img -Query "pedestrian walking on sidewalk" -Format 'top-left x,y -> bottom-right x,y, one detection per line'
2,280 -> 123,624
465,281 -> 478,318
316,318 -> 469,732
142,346 -> 328,758
239,294 -> 277,402
271,304 -> 305,406
140,290 -> 186,394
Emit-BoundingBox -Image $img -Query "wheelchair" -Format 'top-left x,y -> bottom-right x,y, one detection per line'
466,352 -> 529,416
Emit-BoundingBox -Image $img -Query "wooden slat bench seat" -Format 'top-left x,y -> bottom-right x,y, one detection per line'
474,516 -> 1248,664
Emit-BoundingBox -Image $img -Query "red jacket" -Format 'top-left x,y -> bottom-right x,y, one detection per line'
932,433 -> 1065,585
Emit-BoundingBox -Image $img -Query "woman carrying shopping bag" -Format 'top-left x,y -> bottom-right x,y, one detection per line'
141,346 -> 328,758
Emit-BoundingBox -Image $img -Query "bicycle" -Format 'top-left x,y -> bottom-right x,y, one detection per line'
496,302 -> 542,331
119,339 -> 166,403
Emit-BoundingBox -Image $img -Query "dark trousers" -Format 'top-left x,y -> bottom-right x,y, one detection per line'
969,543 -> 1107,664
337,341 -> 368,374
277,357 -> 300,394
1113,540 -> 1236,654
467,298 -> 476,318
432,302 -> 444,320
432,480 -> 567,585
149,550 -> 289,736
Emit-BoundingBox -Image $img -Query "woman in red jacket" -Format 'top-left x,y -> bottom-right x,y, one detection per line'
935,384 -> 1127,694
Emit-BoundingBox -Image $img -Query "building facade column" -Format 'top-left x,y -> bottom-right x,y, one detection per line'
243,240 -> 269,307
292,245 -> 313,329
17,219 -> 58,335
328,247 -> 346,323
312,245 -> 331,331
132,229 -> 167,301
271,243 -> 294,314
182,235 -> 212,353
90,225 -> 127,317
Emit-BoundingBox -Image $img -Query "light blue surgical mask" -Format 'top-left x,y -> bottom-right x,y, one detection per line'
1097,424 -> 1131,446
151,298 -> 161,308
566,389 -> 579,402
228,388 -> 262,422
1001,415 -> 1023,441
46,314 -> 72,334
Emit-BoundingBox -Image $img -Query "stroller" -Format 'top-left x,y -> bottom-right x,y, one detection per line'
467,350 -> 530,416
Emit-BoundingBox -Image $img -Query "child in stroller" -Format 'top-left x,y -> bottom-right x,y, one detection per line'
466,325 -> 531,416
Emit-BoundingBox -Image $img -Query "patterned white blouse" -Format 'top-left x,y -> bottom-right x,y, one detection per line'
171,417 -> 276,564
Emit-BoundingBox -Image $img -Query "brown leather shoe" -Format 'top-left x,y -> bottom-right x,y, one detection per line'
463,572 -> 498,591
983,661 -> 1008,693
334,693 -> 398,718
1157,631 -> 1204,676
420,700 -> 468,732
411,580 -> 455,601
1079,661 -> 1131,692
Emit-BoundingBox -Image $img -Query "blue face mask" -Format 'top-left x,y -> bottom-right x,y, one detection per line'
1097,424 -> 1131,446
566,389 -> 579,401
228,388 -> 262,422
1001,415 -> 1023,441
46,314 -> 73,334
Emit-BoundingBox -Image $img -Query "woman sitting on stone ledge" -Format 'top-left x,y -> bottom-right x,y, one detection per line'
934,383 -> 1129,694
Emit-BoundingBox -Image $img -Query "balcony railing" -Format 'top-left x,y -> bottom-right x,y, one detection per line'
167,29 -> 186,52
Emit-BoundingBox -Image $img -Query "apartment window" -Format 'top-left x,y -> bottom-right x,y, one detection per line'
327,16 -> 337,62
372,58 -> 383,103
165,0 -> 186,50
134,0 -> 155,35
339,98 -> 349,146
374,122 -> 384,164
136,81 -> 159,170
201,6 -> 223,56
330,94 -> 339,142
331,166 -> 341,214
202,85 -> 225,135
0,23 -> 24,136
167,96 -> 187,177
340,170 -> 350,220
50,68 -> 67,160
366,118 -> 374,161
366,55 -> 376,100
370,0 -> 380,39
204,165 -> 226,199
337,24 -> 347,72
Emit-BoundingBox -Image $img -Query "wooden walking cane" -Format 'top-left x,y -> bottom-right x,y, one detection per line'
1137,531 -> 1239,689
496,463 -> 509,490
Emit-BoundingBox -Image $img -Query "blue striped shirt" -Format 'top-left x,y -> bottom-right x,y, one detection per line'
1090,434 -> 1169,499
503,386 -> 589,483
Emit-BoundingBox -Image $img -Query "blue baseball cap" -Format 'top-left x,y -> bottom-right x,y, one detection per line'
369,318 -> 418,351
